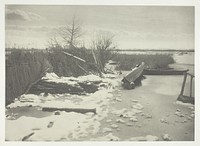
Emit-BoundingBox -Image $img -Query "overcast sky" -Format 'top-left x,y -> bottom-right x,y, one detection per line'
5,5 -> 194,50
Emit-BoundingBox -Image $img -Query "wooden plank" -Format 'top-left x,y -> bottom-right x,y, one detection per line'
42,107 -> 97,114
63,51 -> 86,63
187,72 -> 194,77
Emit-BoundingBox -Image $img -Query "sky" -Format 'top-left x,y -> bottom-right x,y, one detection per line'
5,5 -> 194,50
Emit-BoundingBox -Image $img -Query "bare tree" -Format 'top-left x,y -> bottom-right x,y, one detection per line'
47,32 -> 62,49
91,32 -> 116,73
59,15 -> 82,48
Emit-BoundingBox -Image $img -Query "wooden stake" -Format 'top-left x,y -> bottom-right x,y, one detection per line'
190,76 -> 193,98
180,72 -> 187,96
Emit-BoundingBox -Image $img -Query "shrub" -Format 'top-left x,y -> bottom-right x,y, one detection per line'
5,47 -> 98,105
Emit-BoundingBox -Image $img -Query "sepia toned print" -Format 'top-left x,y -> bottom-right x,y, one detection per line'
5,5 -> 194,141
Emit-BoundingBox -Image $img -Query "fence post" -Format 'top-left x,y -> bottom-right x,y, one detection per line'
190,75 -> 193,98
180,72 -> 187,96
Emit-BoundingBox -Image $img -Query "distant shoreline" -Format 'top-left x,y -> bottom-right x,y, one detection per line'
5,48 -> 195,52
112,49 -> 194,52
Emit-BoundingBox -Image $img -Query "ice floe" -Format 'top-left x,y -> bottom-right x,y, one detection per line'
111,124 -> 119,129
132,103 -> 144,110
102,128 -> 112,133
129,116 -> 138,122
116,119 -> 125,123
160,118 -> 169,124
174,111 -> 185,117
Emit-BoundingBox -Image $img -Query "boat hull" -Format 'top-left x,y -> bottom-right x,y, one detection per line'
143,69 -> 189,75
122,62 -> 145,89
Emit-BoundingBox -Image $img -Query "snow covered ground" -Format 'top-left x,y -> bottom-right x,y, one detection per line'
6,73 -> 121,141
5,53 -> 195,141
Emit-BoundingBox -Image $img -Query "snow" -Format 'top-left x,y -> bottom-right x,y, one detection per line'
42,73 -> 102,85
42,72 -> 59,80
145,135 -> 159,141
132,103 -> 144,110
111,107 -> 142,121
116,119 -> 125,123
7,86 -> 114,111
174,111 -> 185,117
160,118 -> 169,124
6,116 -> 50,141
78,74 -> 102,83
7,94 -> 43,108
4,73 -> 119,108
6,73 -> 119,141
6,112 -> 102,141
111,124 -> 118,129
176,101 -> 194,107
128,135 -> 159,141
102,128 -> 112,133
129,116 -> 138,122
115,97 -> 122,102
91,133 -> 120,141
190,113 -> 194,118
162,134 -> 172,141
102,73 -> 118,79
111,108 -> 128,116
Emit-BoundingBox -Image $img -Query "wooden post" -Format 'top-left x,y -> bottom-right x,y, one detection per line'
190,75 -> 193,98
180,72 -> 187,96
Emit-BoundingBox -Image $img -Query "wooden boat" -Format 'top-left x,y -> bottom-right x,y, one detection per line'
122,62 -> 145,89
143,68 -> 189,75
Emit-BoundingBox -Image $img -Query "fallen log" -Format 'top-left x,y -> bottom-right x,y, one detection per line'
42,107 -> 97,114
